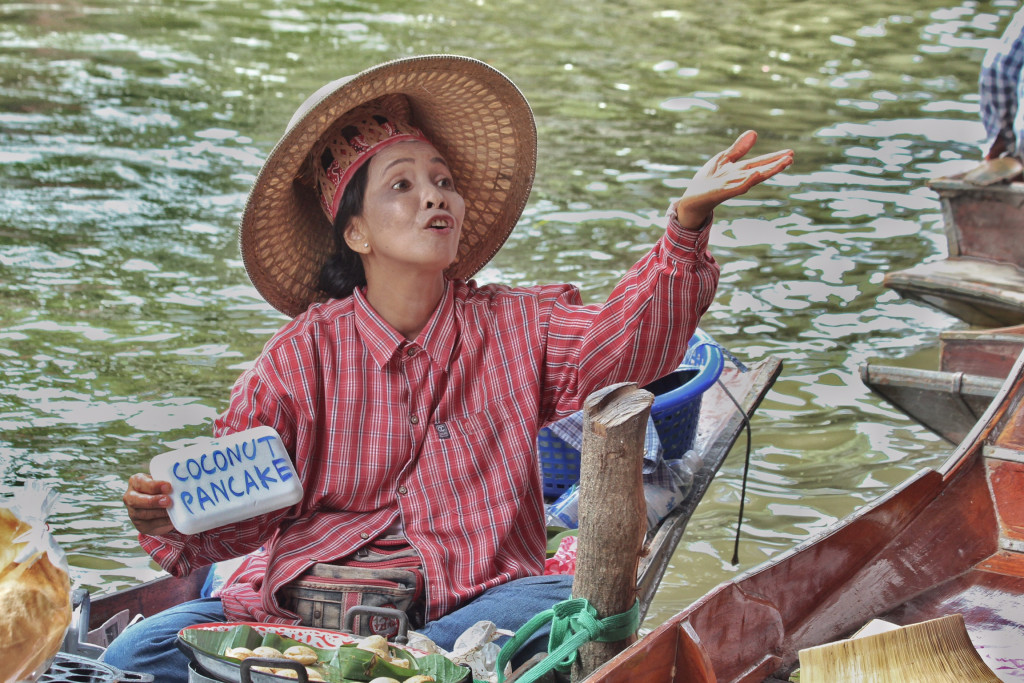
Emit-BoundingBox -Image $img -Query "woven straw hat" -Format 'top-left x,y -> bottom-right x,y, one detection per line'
239,54 -> 537,318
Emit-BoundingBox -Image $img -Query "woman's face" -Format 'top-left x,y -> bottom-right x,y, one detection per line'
345,140 -> 466,281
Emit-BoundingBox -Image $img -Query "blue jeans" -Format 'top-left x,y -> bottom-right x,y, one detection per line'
103,575 -> 573,683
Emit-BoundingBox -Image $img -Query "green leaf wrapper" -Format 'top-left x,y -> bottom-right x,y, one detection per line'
180,625 -> 471,682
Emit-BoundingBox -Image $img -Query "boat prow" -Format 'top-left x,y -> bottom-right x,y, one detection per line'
589,349 -> 1024,681
861,323 -> 1024,444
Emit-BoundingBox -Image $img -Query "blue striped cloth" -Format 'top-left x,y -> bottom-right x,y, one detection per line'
981,9 -> 1024,157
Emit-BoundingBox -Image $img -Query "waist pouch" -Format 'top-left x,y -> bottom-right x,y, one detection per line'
278,536 -> 425,638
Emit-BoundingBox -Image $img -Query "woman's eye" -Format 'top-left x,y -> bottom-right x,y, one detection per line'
437,177 -> 454,189
391,179 -> 409,190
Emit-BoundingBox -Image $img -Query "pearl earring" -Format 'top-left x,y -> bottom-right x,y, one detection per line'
364,243 -> 369,248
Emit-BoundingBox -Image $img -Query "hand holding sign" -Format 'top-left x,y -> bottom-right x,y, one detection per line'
128,426 -> 303,536
123,472 -> 175,536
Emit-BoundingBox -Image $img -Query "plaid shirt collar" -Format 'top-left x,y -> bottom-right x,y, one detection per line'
353,280 -> 458,372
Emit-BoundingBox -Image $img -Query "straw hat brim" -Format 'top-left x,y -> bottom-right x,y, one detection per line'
239,54 -> 538,318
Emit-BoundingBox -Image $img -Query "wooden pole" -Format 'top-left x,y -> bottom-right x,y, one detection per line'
571,382 -> 653,682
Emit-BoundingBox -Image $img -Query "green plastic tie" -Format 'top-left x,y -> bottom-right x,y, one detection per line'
496,597 -> 639,683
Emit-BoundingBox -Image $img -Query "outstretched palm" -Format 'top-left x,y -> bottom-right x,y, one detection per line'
674,130 -> 794,230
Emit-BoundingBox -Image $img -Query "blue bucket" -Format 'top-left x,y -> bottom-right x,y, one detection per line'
537,328 -> 725,498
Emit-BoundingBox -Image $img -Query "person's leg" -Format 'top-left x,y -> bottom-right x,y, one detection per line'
418,575 -> 573,668
102,597 -> 225,683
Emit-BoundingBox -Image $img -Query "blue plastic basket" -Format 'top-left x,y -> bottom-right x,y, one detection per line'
537,328 -> 725,498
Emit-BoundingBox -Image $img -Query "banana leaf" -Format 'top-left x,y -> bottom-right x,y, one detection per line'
416,653 -> 473,682
327,643 -> 420,680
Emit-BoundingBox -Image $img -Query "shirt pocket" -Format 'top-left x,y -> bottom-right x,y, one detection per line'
423,398 -> 539,503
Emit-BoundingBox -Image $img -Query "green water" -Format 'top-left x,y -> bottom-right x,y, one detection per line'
0,0 -> 1007,627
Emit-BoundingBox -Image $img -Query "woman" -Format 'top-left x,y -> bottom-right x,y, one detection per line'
108,55 -> 792,680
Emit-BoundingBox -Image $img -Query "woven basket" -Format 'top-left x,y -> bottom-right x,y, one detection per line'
538,328 -> 725,498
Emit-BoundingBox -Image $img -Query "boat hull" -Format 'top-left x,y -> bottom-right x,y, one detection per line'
939,324 -> 1024,376
861,324 -> 1024,444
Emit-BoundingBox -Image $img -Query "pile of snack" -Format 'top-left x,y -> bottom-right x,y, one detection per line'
224,636 -> 437,682
187,624 -> 469,682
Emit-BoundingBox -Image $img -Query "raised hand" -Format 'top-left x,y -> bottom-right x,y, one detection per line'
123,473 -> 175,536
674,130 -> 794,230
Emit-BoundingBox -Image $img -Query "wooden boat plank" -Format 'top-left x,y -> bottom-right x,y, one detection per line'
978,549 -> 1024,576
890,564 -> 1024,625
88,565 -> 209,632
883,257 -> 1024,326
683,581 -> 786,682
941,336 -> 1024,375
889,175 -> 1024,324
879,564 -> 1024,669
784,458 -> 997,644
584,620 -> 682,683
987,458 -> 1024,541
938,185 -> 1024,262
689,467 -> 961,679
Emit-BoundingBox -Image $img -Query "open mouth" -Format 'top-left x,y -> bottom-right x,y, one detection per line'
426,216 -> 454,231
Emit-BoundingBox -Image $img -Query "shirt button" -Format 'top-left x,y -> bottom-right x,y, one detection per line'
406,347 -> 416,357
410,415 -> 419,425
359,532 -> 369,540
398,485 -> 408,495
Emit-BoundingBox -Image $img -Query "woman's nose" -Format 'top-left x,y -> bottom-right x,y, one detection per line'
424,185 -> 447,210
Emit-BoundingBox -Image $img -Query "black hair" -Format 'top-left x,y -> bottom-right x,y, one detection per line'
318,162 -> 370,299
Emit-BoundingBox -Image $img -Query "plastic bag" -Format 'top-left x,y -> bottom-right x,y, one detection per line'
545,483 -> 580,528
406,621 -> 513,683
448,620 -> 513,682
0,481 -> 72,683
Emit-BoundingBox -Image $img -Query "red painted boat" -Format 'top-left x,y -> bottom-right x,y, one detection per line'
586,350 -> 1024,682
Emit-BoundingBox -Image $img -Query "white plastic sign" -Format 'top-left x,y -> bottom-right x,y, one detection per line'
149,426 -> 303,535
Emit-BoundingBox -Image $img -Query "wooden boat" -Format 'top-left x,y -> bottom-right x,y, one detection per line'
861,323 -> 1024,444
883,172 -> 1024,327
64,358 -> 783,670
587,349 -> 1024,682
860,362 -> 1003,444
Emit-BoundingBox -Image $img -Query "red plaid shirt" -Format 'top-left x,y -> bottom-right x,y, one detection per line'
140,216 -> 719,623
